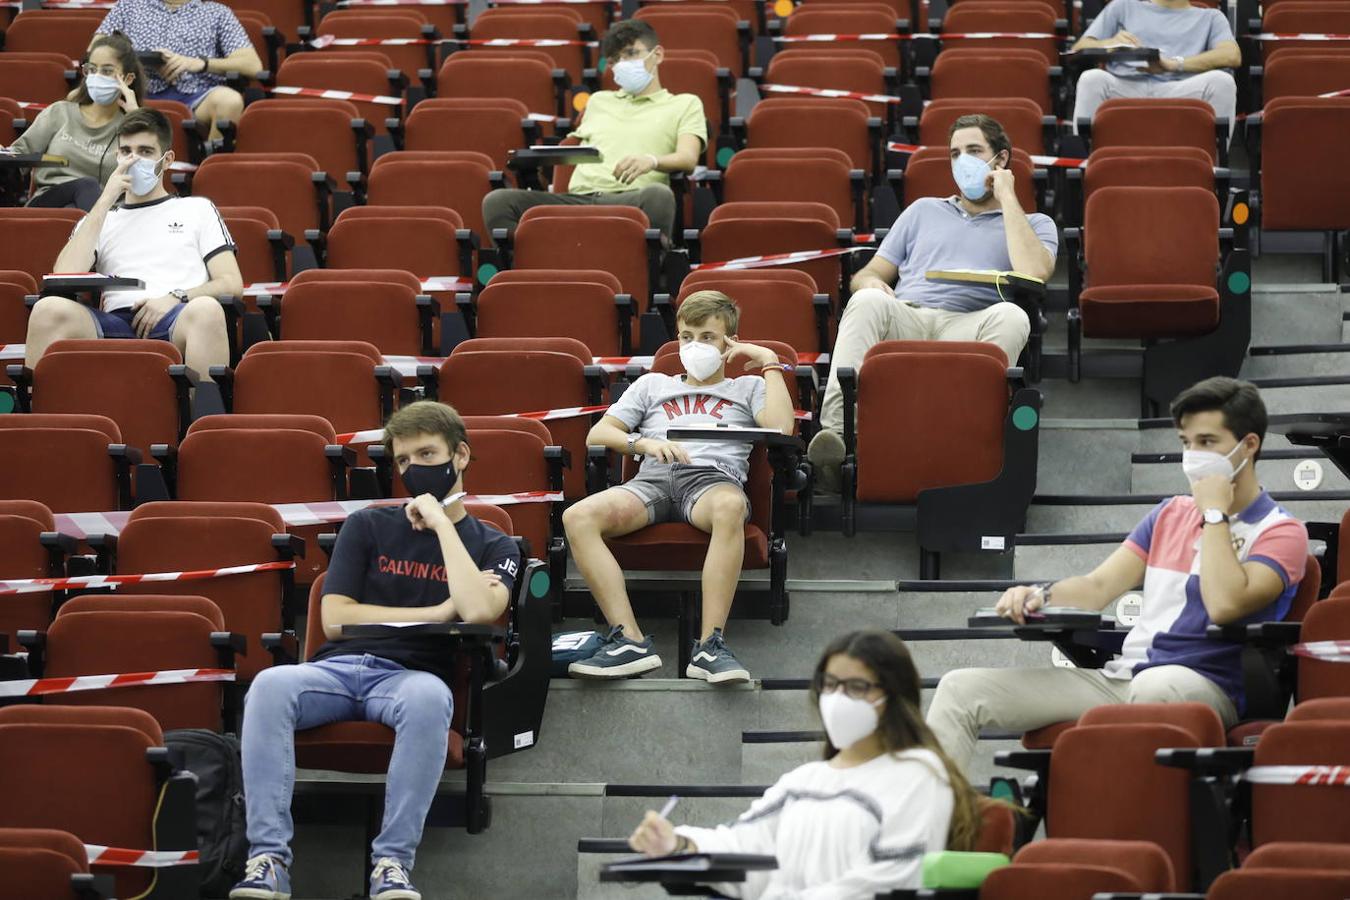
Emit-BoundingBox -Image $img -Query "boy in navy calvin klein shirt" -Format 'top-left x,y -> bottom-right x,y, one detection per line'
232,401 -> 519,900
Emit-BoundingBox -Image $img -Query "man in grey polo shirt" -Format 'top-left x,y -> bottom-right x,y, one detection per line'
1070,0 -> 1240,131
807,113 -> 1058,491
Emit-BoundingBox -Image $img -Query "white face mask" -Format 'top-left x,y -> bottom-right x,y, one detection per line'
1182,441 -> 1249,485
679,340 -> 722,381
818,690 -> 883,750
612,52 -> 654,95
85,73 -> 123,106
128,152 -> 166,196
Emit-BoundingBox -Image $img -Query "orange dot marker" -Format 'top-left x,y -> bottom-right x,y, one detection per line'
573,91 -> 590,112
773,0 -> 794,16
1232,202 -> 1249,225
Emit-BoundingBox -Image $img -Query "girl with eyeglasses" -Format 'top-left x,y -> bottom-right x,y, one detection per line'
628,630 -> 985,898
4,32 -> 145,210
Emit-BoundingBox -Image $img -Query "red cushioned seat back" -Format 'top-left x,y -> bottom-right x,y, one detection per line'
144,98 -> 198,166
0,503 -> 54,653
0,427 -> 119,512
290,268 -> 422,296
764,50 -> 887,97
275,54 -> 400,135
0,827 -> 89,897
1084,186 -> 1218,288
975,796 -> 1016,856
1261,97 -> 1350,231
403,98 -> 530,169
855,341 -> 1007,502
919,97 -> 1047,155
177,428 -> 336,505
931,48 -> 1053,113
1013,838 -> 1175,892
782,6 -> 901,69
0,59 -> 71,112
278,280 -> 423,355
515,206 -> 653,307
1048,724 -> 1198,889
316,12 -> 434,88
902,145 -> 1039,213
1288,697 -> 1350,722
477,277 -> 622,356
1208,868 -> 1350,900
1092,98 -> 1219,163
634,7 -> 747,75
454,427 -> 551,555
130,499 -> 285,531
59,593 -> 225,628
724,148 -> 860,229
221,212 -> 286,287
745,98 -> 873,171
232,348 -> 383,434
677,274 -> 823,353
368,151 -> 496,242
44,608 -> 225,731
1246,839 -> 1350,870
941,3 -> 1059,63
702,201 -> 843,302
327,209 -> 465,280
469,11 -> 587,83
235,100 -> 365,192
1262,5 -> 1350,60
1079,701 -> 1225,747
117,516 -> 288,680
32,350 -> 182,455
1264,51 -> 1350,103
1297,596 -> 1350,702
231,0 -> 309,46
1084,153 -> 1214,205
435,55 -> 558,122
192,153 -> 323,249
0,707 -> 160,897
3,11 -> 101,59
979,863 -> 1142,899
0,216 -> 73,283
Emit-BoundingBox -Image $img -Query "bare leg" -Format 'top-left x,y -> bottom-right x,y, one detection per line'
686,484 -> 749,640
171,296 -> 228,380
194,87 -> 245,143
562,487 -> 652,639
24,296 -> 97,368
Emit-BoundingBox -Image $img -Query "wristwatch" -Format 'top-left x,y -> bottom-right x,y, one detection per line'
626,433 -> 642,457
1202,508 -> 1229,526
1170,55 -> 1186,68
170,289 -> 189,303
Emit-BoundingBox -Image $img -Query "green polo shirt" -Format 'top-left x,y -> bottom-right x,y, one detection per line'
566,87 -> 707,195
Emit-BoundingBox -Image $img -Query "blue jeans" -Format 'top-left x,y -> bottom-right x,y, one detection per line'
240,654 -> 454,869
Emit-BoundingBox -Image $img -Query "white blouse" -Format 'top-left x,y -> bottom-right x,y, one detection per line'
674,749 -> 955,900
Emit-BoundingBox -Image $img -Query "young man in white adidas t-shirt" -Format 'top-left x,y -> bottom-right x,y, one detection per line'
563,291 -> 796,682
25,107 -> 238,378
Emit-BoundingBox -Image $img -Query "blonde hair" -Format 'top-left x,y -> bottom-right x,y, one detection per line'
677,290 -> 740,335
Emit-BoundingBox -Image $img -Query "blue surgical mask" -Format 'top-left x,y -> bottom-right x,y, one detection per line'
951,152 -> 992,201
612,53 -> 654,95
85,73 -> 123,106
129,152 -> 166,196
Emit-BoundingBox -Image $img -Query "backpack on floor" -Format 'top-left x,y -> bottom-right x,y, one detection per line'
165,728 -> 248,898
551,630 -> 604,677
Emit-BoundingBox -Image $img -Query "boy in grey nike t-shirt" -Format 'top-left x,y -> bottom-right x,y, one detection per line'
562,291 -> 797,683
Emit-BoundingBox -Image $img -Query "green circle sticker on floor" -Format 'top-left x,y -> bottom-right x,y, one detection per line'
477,263 -> 498,286
0,392 -> 12,414
716,146 -> 735,168
529,570 -> 550,599
1012,405 -> 1038,431
1227,271 -> 1250,295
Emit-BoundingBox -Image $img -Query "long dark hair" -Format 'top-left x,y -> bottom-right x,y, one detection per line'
74,32 -> 146,108
809,630 -> 984,851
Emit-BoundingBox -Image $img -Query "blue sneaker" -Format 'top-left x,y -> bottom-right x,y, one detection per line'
686,628 -> 750,684
568,625 -> 663,678
230,854 -> 291,900
370,857 -> 421,900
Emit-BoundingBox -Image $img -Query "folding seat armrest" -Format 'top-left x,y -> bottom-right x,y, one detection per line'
265,228 -> 294,283
39,531 -> 78,573
317,532 -> 338,558
1063,227 -> 1083,303
271,532 -> 306,560
166,363 -> 200,432
992,748 -> 1051,776
144,746 -> 186,781
454,228 -> 479,282
69,872 -> 117,899
211,630 -> 248,664
715,69 -> 734,136
109,444 -> 142,510
311,171 -> 336,233
215,118 -> 237,153
587,444 -> 611,494
261,630 -> 299,666
209,365 -> 235,410
520,117 -> 541,151
492,228 -> 514,267
325,444 -> 352,500
551,68 -> 573,115
849,168 -> 867,230
583,364 -> 609,406
1155,746 -> 1254,775
644,229 -> 663,295
682,229 -> 701,263
386,118 -> 405,150
488,171 -> 506,190
417,364 -> 440,399
4,365 -> 31,411
1204,620 -> 1300,647
255,293 -> 281,339
615,293 -> 635,356
736,20 -> 752,74
16,628 -> 45,666
838,366 -> 858,456
415,294 -> 441,357
373,365 -> 399,420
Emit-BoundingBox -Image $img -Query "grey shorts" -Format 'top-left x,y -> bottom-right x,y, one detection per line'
615,464 -> 747,525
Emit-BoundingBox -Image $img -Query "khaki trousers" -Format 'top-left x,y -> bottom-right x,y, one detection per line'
819,288 -> 1031,435
1072,68 -> 1238,133
925,663 -> 1240,774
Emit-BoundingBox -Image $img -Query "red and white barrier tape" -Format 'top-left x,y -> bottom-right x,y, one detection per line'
0,561 -> 294,596
338,0 -> 468,6
86,845 -> 201,868
691,246 -> 868,272
1291,640 -> 1350,663
13,101 -> 49,111
311,35 -> 597,48
761,83 -> 898,104
336,404 -> 612,444
0,343 -> 22,360
53,492 -> 566,539
268,85 -> 403,106
0,667 -> 234,699
240,276 -> 472,298
1243,765 -> 1350,785
886,140 -> 1086,169
773,31 -> 1058,43
1248,32 -> 1350,41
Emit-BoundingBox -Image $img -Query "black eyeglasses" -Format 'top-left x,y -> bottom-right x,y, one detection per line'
816,673 -> 883,700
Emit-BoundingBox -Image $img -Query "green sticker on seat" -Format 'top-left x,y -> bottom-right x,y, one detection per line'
716,145 -> 735,168
597,56 -> 607,73
1012,405 -> 1038,431
0,392 -> 12,414
990,780 -> 1016,802
477,263 -> 498,286
1227,271 -> 1250,295
529,570 -> 550,598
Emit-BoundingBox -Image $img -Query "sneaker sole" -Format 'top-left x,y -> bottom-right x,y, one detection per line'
230,890 -> 290,900
371,890 -> 420,900
686,664 -> 751,684
569,655 -> 663,678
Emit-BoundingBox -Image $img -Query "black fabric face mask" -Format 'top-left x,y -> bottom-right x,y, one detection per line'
400,461 -> 459,500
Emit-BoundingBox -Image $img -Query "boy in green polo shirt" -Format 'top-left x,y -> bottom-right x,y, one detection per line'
481,20 -> 707,239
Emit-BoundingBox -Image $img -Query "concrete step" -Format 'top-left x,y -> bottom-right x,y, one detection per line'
1025,492 -> 1349,532
1132,451 -> 1349,496
1013,537 -> 1125,581
1036,420 -> 1139,495
1241,345 -> 1350,380
1249,379 -> 1350,418
1250,284 -> 1345,346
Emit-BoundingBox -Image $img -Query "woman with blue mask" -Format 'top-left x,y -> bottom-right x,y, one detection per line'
628,630 -> 987,898
3,32 -> 145,211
